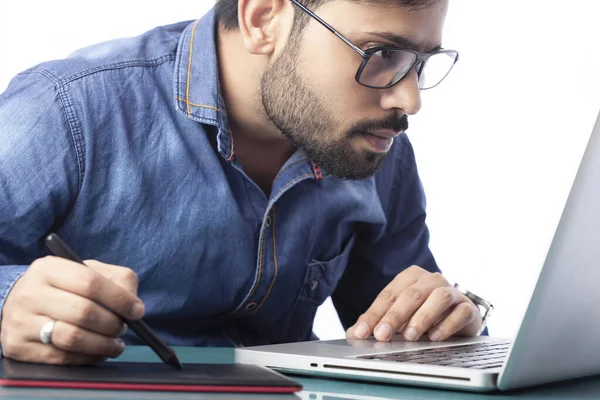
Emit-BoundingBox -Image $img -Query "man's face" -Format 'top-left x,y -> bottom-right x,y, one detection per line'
261,0 -> 448,179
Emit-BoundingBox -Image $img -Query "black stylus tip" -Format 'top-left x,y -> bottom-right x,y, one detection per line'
167,354 -> 183,370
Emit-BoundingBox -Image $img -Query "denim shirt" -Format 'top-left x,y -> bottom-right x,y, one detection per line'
0,7 -> 439,347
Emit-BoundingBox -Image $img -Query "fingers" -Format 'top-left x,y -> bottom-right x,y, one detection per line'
427,301 -> 479,341
25,317 -> 125,358
2,339 -> 108,366
372,274 -> 449,341
36,288 -> 124,337
1,314 -> 123,364
399,286 -> 460,341
36,257 -> 145,321
46,318 -> 126,358
347,266 -> 424,340
346,267 -> 483,343
0,256 -> 140,365
84,259 -> 139,295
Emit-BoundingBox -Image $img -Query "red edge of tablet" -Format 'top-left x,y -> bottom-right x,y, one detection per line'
0,379 -> 301,393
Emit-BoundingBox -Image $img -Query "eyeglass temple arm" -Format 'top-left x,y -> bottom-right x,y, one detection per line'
291,0 -> 369,58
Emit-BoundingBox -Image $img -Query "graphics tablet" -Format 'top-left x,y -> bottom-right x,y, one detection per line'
0,359 -> 302,393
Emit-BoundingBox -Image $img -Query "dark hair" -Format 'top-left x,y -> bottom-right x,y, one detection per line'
215,0 -> 443,32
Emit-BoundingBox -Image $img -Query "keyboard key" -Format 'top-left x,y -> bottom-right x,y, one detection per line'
357,341 -> 511,369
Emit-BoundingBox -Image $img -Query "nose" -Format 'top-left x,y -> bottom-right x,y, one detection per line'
379,68 -> 422,116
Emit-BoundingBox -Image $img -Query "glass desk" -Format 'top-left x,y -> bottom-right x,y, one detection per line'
1,346 -> 598,399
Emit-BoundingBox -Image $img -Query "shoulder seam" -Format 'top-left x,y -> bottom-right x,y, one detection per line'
18,70 -> 86,199
58,53 -> 176,85
56,82 -> 86,197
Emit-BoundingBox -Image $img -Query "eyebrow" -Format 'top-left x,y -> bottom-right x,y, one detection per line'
365,31 -> 442,52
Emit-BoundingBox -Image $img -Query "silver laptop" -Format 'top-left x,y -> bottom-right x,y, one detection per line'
236,108 -> 600,392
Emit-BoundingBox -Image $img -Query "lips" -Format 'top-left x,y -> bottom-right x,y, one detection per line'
360,132 -> 395,153
365,130 -> 404,139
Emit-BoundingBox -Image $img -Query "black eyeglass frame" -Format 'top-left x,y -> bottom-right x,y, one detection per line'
290,0 -> 459,90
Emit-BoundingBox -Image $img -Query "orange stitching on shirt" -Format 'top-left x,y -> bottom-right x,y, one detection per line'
185,19 -> 201,117
258,173 -> 314,311
256,206 -> 278,312
175,97 -> 220,112
235,175 -> 312,315
227,135 -> 235,162
247,223 -> 266,302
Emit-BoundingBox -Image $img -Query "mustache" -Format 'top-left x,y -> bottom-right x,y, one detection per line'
350,114 -> 409,136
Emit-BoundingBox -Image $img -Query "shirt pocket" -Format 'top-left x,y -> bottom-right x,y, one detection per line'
289,235 -> 356,340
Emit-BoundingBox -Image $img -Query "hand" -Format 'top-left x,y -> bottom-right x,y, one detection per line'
0,256 -> 144,364
346,266 -> 482,342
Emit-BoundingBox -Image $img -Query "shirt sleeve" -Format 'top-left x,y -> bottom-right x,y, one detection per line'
0,70 -> 80,324
331,134 -> 440,330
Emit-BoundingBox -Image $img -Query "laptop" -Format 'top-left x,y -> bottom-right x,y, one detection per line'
235,107 -> 600,392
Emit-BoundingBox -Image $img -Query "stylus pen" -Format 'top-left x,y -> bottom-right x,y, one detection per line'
44,233 -> 183,370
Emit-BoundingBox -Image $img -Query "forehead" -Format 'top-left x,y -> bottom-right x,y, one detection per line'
308,0 -> 448,51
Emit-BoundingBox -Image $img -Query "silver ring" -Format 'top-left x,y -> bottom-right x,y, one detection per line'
40,320 -> 56,345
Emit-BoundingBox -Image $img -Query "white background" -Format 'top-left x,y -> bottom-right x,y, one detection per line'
2,1 -> 600,341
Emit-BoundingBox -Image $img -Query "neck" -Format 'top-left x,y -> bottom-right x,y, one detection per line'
216,27 -> 296,195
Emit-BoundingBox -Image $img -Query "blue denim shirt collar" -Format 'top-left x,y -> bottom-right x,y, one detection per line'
172,8 -> 329,178
173,9 -> 235,162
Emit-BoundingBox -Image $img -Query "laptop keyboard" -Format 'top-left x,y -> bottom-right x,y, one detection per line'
357,340 -> 511,369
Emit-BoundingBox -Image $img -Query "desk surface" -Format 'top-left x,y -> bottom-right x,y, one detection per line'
1,346 -> 599,399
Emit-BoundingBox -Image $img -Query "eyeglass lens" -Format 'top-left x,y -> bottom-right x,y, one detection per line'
359,49 -> 457,89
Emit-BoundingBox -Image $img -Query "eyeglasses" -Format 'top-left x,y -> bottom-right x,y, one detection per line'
290,0 -> 459,90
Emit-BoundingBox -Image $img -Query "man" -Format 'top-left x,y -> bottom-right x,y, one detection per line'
0,0 -> 485,366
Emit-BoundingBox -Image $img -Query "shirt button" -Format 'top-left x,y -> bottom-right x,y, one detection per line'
264,215 -> 272,227
311,279 -> 319,291
245,302 -> 257,311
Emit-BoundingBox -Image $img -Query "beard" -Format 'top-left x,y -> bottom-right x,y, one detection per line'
260,41 -> 409,180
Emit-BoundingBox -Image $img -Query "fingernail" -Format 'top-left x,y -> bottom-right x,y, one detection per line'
130,302 -> 145,319
354,322 -> 369,339
112,339 -> 125,358
430,330 -> 443,341
403,327 -> 418,341
375,324 -> 392,341
120,324 -> 128,337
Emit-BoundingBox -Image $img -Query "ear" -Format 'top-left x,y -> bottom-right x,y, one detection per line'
237,0 -> 290,55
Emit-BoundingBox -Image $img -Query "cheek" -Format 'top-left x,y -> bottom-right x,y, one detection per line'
299,29 -> 361,96
302,52 -> 353,97
301,53 -> 377,121
297,30 -> 381,124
